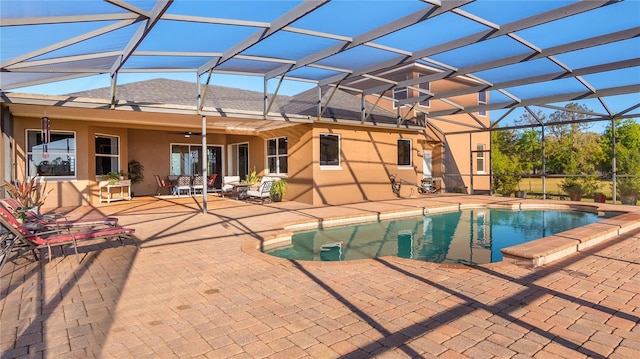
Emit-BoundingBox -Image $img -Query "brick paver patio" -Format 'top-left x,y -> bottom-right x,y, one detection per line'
1,195 -> 639,358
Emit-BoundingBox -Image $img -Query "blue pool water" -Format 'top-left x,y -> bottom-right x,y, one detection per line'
265,209 -> 603,265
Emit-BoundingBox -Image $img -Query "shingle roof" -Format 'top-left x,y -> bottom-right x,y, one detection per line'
68,78 -> 291,113
283,85 -> 396,123
68,78 -> 398,123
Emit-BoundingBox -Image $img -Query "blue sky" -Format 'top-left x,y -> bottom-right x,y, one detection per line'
13,72 -> 316,97
2,0 -> 639,133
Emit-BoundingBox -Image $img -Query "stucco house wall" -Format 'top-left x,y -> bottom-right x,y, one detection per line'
309,124 -> 426,204
2,73 -> 491,209
10,116 -> 131,209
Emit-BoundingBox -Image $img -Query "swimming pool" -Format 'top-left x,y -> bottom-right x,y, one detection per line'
264,209 -> 603,265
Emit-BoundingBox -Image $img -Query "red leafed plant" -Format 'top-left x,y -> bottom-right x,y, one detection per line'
2,176 -> 53,208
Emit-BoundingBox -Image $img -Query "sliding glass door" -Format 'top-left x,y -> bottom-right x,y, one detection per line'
228,143 -> 249,180
171,144 -> 222,186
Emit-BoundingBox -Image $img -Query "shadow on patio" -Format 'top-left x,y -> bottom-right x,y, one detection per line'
1,195 -> 638,358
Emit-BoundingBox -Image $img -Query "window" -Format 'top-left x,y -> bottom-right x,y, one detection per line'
478,91 -> 488,117
393,86 -> 407,108
320,133 -> 340,167
419,75 -> 430,107
476,144 -> 486,173
95,135 -> 119,176
27,130 -> 75,177
397,139 -> 412,166
267,137 -> 288,174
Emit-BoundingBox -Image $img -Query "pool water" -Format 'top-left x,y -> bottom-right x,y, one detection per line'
265,209 -> 602,265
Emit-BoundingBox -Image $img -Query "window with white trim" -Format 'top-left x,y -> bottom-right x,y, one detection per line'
477,144 -> 486,173
95,134 -> 119,176
320,133 -> 340,167
27,130 -> 76,177
478,91 -> 488,117
267,136 -> 288,174
397,139 -> 412,166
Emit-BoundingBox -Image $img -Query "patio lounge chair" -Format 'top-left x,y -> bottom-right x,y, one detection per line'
247,179 -> 275,204
0,205 -> 136,265
0,198 -> 118,230
154,175 -> 174,196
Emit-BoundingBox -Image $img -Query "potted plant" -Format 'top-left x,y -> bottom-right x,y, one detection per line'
515,183 -> 527,199
560,177 -> 583,201
2,176 -> 53,215
102,172 -> 124,185
560,176 -> 599,202
269,179 -> 287,202
245,167 -> 260,189
593,192 -> 607,203
127,160 -> 144,196
618,177 -> 639,206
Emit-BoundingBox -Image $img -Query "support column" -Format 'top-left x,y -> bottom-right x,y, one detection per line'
612,118 -> 617,204
110,73 -> 118,109
317,86 -> 322,120
541,125 -> 546,200
202,115 -> 207,214
263,78 -> 268,117
489,129 -> 493,196
469,133 -> 473,194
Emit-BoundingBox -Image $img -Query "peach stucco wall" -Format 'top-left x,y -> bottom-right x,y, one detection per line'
309,124 -> 431,205
361,69 -> 492,194
5,105 -> 485,208
10,116 -> 132,210
127,129 -> 228,196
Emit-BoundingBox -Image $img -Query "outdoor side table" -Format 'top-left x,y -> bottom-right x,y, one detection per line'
99,180 -> 132,204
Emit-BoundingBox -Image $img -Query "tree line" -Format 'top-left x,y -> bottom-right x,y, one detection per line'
491,103 -> 640,196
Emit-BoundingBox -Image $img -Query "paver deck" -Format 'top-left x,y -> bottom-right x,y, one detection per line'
1,195 -> 639,358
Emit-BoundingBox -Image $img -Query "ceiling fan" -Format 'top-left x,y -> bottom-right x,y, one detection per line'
167,131 -> 202,138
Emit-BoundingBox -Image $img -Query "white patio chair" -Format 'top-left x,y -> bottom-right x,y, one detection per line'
175,176 -> 192,197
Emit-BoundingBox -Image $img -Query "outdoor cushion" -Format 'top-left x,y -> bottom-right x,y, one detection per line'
0,205 -> 136,265
247,180 -> 275,204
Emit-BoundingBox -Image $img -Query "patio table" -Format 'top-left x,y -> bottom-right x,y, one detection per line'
230,182 -> 250,200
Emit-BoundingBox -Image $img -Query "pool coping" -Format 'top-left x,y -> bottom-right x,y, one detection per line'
242,201 -> 640,269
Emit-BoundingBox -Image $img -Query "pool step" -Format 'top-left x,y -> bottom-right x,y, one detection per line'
501,212 -> 640,268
